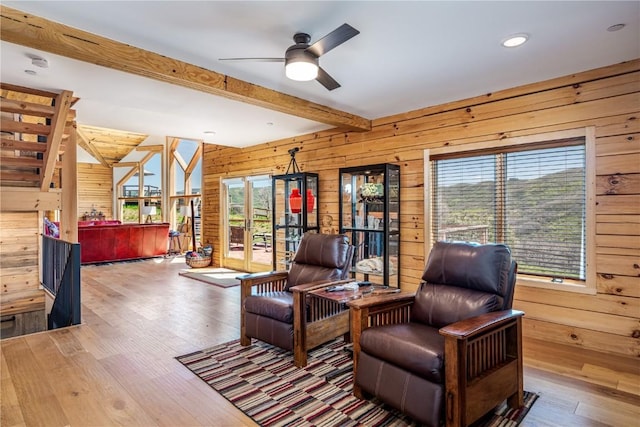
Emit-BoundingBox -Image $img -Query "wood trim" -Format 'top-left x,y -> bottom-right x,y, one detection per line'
40,90 -> 73,190
429,128 -> 589,156
172,150 -> 188,171
584,126 -> 597,295
0,5 -> 371,132
0,138 -> 48,152
423,127 -> 597,295
136,144 -> 164,152
0,98 -> 56,117
0,82 -> 61,100
0,189 -> 61,211
373,59 -> 640,128
0,119 -> 49,136
116,164 -> 140,191
0,171 -> 41,182
185,144 -> 203,175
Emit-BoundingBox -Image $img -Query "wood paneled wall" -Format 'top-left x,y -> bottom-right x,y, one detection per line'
202,60 -> 640,359
77,163 -> 113,219
0,211 -> 44,321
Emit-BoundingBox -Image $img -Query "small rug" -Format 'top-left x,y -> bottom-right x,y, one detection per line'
179,267 -> 244,288
177,339 -> 538,427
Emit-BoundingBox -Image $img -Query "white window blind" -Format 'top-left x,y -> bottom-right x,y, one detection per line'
432,140 -> 586,280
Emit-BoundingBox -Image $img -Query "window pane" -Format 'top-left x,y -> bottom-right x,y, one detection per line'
431,141 -> 586,281
122,175 -> 138,198
505,145 -> 586,279
432,155 -> 496,244
142,153 -> 162,197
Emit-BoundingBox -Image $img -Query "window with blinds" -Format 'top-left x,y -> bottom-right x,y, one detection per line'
431,139 -> 586,281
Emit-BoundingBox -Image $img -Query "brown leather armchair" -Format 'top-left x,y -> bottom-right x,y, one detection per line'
349,241 -> 523,427
239,233 -> 355,367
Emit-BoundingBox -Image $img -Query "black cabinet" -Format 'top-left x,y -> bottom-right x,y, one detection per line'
271,172 -> 319,270
339,163 -> 400,287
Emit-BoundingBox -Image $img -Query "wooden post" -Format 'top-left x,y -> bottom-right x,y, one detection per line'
60,125 -> 78,242
293,289 -> 307,367
350,304 -> 369,399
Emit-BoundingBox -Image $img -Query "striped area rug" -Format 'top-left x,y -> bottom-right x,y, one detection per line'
177,339 -> 538,427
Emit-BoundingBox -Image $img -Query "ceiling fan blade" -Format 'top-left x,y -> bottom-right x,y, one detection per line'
218,57 -> 285,62
307,23 -> 360,57
316,67 -> 340,91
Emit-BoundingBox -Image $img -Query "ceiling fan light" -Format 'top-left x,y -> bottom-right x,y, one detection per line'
285,60 -> 318,81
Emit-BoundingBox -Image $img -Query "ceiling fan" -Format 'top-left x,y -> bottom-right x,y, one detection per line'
219,23 -> 360,91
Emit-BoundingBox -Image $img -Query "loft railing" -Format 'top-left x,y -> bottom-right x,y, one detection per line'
42,235 -> 81,329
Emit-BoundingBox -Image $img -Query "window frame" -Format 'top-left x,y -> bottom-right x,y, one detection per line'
424,127 -> 596,294
168,137 -> 203,233
114,148 -> 164,224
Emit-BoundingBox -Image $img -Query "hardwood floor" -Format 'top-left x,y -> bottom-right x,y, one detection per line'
1,257 -> 638,426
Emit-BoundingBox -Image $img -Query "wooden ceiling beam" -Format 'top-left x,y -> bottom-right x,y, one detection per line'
0,6 -> 371,132
77,127 -> 111,168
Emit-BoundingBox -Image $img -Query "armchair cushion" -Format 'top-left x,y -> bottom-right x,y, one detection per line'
421,241 -> 514,309
243,292 -> 293,323
285,233 -> 352,290
360,323 -> 445,383
412,283 -> 501,328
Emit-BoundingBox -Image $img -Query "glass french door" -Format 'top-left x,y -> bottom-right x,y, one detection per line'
221,175 -> 272,272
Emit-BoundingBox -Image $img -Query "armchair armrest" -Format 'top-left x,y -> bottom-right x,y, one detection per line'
348,290 -> 416,334
440,309 -> 525,426
347,290 -> 415,311
238,271 -> 289,294
439,309 -> 524,340
288,278 -> 352,293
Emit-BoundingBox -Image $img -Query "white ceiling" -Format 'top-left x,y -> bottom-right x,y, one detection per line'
1,1 -> 639,148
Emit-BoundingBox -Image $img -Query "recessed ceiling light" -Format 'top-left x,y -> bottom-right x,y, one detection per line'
24,69 -> 37,75
266,122 -> 274,126
502,34 -> 529,48
607,23 -> 626,32
203,130 -> 216,135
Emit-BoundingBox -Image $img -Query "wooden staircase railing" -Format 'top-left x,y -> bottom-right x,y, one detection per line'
42,235 -> 81,329
0,83 -> 75,189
